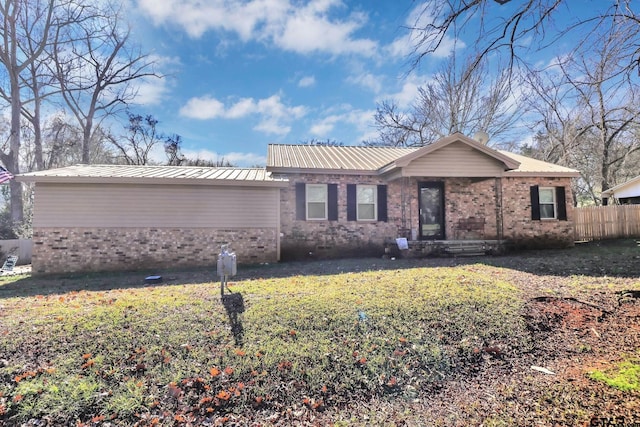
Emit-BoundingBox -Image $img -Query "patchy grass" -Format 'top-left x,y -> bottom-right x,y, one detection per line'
1,240 -> 640,425
589,356 -> 640,392
0,265 -> 525,425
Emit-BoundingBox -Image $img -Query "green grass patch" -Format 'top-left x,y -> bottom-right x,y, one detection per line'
589,357 -> 640,391
0,264 -> 527,424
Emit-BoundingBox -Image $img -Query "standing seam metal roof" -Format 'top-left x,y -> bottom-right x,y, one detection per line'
267,144 -> 416,170
17,164 -> 288,184
267,143 -> 580,176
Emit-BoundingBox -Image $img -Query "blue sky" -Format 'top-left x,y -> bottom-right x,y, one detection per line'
126,1 -> 466,166
125,0 -> 590,166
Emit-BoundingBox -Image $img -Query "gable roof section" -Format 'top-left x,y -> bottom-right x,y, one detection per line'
17,164 -> 289,187
601,175 -> 640,198
268,133 -> 579,178
381,133 -> 520,172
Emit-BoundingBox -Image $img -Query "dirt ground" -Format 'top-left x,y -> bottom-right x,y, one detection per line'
3,240 -> 640,425
240,240 -> 640,426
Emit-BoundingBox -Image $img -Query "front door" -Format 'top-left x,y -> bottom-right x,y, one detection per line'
419,182 -> 445,240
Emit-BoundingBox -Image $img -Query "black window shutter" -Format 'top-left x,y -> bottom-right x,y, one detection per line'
295,183 -> 306,220
347,184 -> 357,221
530,185 -> 541,220
556,186 -> 567,220
377,185 -> 388,222
328,184 -> 338,221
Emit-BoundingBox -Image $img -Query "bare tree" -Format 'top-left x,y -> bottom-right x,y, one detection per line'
0,0 -> 59,223
51,2 -> 159,164
34,113 -> 115,168
182,157 -> 236,167
109,113 -> 163,165
164,134 -> 185,166
410,0 -> 640,78
523,24 -> 640,204
372,54 -> 521,147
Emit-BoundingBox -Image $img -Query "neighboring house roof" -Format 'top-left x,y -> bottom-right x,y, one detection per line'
267,133 -> 580,178
601,175 -> 640,198
17,164 -> 289,187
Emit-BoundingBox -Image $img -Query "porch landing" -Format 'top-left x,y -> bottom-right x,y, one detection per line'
385,239 -> 507,257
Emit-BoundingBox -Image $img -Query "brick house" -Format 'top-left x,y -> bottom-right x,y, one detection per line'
19,133 -> 579,274
18,166 -> 288,274
267,133 -> 580,259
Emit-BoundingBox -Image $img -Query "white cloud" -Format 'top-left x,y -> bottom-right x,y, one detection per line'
134,76 -> 169,106
346,72 -> 383,93
378,73 -> 429,109
309,106 -> 377,142
385,3 -> 464,60
298,75 -> 316,87
136,0 -> 378,57
179,96 -> 226,119
275,6 -> 376,56
310,115 -> 339,135
179,93 -> 307,136
130,54 -> 182,106
226,98 -> 256,119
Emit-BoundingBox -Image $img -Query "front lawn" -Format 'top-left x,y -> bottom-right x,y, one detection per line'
1,241 -> 639,425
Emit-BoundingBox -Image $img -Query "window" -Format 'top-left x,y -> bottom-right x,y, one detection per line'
538,187 -> 556,219
295,183 -> 337,221
357,185 -> 377,221
347,184 -> 387,222
530,185 -> 567,221
306,184 -> 327,220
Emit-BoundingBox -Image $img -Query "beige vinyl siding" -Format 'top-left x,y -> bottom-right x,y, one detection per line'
33,183 -> 280,228
402,141 -> 506,177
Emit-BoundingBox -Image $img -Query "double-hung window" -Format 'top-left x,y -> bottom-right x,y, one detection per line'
357,185 -> 377,221
306,184 -> 327,220
530,185 -> 567,221
347,184 -> 387,222
295,183 -> 338,221
538,187 -> 556,219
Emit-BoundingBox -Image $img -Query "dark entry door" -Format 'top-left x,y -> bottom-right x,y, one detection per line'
419,182 -> 445,240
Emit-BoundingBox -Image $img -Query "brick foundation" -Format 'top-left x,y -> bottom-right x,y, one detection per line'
32,227 -> 278,274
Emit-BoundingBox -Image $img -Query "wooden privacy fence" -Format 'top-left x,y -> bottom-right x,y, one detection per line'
574,205 -> 640,241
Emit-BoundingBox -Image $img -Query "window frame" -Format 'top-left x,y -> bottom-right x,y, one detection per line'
305,183 -> 328,220
356,184 -> 377,221
538,187 -> 557,219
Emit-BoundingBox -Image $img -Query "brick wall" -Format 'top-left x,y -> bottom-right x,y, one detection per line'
279,174 -> 397,259
32,227 -> 278,274
501,176 -> 575,248
280,174 -> 575,259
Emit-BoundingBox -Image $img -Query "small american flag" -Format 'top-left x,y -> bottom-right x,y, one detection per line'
0,167 -> 14,184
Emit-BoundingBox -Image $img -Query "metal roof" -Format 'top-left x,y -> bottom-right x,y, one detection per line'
17,164 -> 289,187
499,151 -> 580,177
267,144 -> 416,172
267,141 -> 579,177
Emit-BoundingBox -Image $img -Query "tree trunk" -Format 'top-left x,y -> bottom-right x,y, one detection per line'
9,73 -> 23,223
82,118 -> 92,164
33,91 -> 44,170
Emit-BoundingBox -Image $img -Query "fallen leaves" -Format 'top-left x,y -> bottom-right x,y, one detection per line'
3,242 -> 640,425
